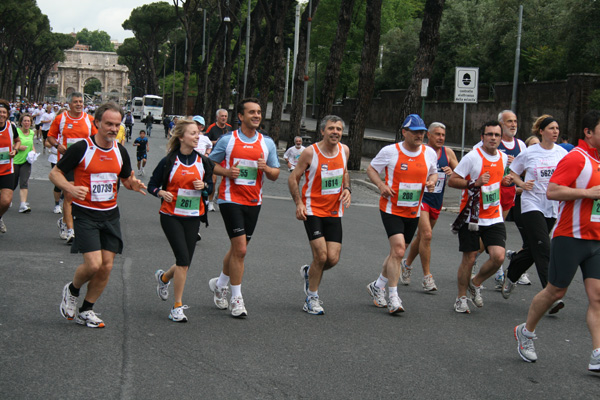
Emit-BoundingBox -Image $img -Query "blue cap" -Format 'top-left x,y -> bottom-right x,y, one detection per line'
193,115 -> 205,126
402,114 -> 427,131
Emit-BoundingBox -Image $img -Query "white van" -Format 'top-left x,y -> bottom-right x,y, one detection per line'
131,97 -> 143,119
141,95 -> 163,123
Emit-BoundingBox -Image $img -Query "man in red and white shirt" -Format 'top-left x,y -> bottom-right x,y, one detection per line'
48,92 -> 97,243
514,110 -> 600,373
289,115 -> 351,315
51,101 -> 146,329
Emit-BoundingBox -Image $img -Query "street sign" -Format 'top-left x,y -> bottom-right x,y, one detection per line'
421,78 -> 429,97
454,67 -> 479,103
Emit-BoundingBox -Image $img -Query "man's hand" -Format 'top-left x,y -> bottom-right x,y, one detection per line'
69,185 -> 89,201
475,171 -> 490,187
229,160 -> 240,179
295,202 -> 307,221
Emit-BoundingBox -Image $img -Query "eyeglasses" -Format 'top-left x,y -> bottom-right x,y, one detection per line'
484,133 -> 502,138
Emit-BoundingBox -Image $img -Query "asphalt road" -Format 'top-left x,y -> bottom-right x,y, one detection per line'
1,129 -> 598,399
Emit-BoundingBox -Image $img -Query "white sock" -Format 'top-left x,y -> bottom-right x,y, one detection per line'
522,325 -> 535,338
20,202 -> 27,207
593,348 -> 600,358
230,284 -> 242,298
375,274 -> 388,289
388,286 -> 398,297
307,289 -> 318,298
216,272 -> 230,288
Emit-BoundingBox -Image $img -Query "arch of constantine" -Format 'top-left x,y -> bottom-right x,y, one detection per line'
55,50 -> 129,103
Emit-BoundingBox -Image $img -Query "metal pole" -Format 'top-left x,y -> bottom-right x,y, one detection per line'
203,34 -> 209,116
283,47 -> 290,109
172,42 -> 176,114
301,0 -> 312,127
511,5 -> 523,112
312,60 -> 316,118
243,0 -> 251,98
461,103 -> 467,159
291,3 -> 300,104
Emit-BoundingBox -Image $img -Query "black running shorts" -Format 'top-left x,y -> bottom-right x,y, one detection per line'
303,215 -> 342,243
458,222 -> 506,253
379,210 -> 419,243
549,236 -> 600,288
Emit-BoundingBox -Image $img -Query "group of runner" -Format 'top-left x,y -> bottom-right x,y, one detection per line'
2,95 -> 599,373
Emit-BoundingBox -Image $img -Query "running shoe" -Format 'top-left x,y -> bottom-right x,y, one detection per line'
502,277 -> 516,299
75,310 -> 105,328
468,278 -> 483,308
154,269 -> 170,301
366,281 -> 387,307
208,202 -> 215,212
60,283 -> 78,320
387,295 -> 404,314
0,218 -> 6,234
589,351 -> 600,373
514,323 -> 537,362
506,249 -> 516,261
53,205 -> 62,214
454,296 -> 470,313
57,217 -> 67,240
169,305 -> 189,323
494,267 -> 504,290
66,229 -> 75,244
18,204 -> 31,213
303,295 -> 324,315
300,264 -> 310,295
422,274 -> 437,292
517,273 -> 532,285
209,278 -> 229,310
548,299 -> 564,315
229,296 -> 247,317
197,232 -> 202,241
400,259 -> 412,285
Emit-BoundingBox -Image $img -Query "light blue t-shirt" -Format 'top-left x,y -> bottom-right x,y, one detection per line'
209,129 -> 280,205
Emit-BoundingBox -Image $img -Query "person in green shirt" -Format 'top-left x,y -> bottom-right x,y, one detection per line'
14,113 -> 36,213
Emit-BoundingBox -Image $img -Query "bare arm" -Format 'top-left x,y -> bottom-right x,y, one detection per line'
49,166 -> 88,201
288,147 -> 313,220
546,182 -> 600,201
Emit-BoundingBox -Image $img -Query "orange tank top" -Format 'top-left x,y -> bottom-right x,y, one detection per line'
0,122 -> 15,176
160,154 -> 206,217
302,142 -> 347,217
48,112 -> 96,161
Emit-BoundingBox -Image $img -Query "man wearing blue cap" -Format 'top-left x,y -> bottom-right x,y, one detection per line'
366,114 -> 438,314
193,115 -> 212,156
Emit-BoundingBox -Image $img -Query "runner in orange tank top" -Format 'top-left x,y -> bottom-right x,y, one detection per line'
365,114 -> 438,314
448,121 -> 512,314
289,115 -> 351,315
0,98 -> 21,234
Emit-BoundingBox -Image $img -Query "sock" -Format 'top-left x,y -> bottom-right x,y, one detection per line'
593,348 -> 600,358
174,302 -> 183,308
79,300 -> 94,313
231,284 -> 242,298
216,272 -> 230,288
161,273 -> 169,284
69,282 -> 80,297
307,289 -> 318,298
20,202 -> 26,207
522,325 -> 535,338
389,286 -> 398,297
375,274 -> 388,289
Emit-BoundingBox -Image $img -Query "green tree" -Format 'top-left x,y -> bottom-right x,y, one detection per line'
84,78 -> 102,96
76,28 -> 115,51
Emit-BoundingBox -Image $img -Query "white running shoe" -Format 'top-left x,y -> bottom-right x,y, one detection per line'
454,296 -> 470,313
514,323 -> 537,362
502,277 -> 516,299
468,278 -> 483,308
0,218 -> 6,234
422,274 -> 437,292
300,264 -> 310,295
154,269 -> 170,301
400,259 -> 412,285
303,295 -> 324,315
548,299 -> 564,315
387,295 -> 404,314
60,283 -> 78,320
229,296 -> 247,317
75,310 -> 105,328
169,305 -> 189,323
208,202 -> 216,212
66,229 -> 75,244
53,205 -> 62,214
494,267 -> 505,290
18,204 -> 31,213
366,281 -> 387,307
58,217 -> 67,240
517,273 -> 531,285
209,278 -> 229,310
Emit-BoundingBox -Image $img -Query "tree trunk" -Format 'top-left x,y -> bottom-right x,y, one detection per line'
395,0 -> 446,142
242,2 -> 268,101
289,0 -> 320,140
316,0 -> 356,125
347,0 -> 382,170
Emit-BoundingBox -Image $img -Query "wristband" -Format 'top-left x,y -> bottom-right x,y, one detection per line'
343,187 -> 352,194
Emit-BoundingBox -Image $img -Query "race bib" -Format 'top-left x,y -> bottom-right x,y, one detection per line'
321,168 -> 343,195
481,181 -> 500,209
234,158 -> 258,186
535,166 -> 556,185
174,188 -> 202,216
66,137 -> 85,148
0,147 -> 10,164
592,199 -> 600,223
90,173 -> 117,202
433,172 -> 446,194
396,182 -> 422,207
